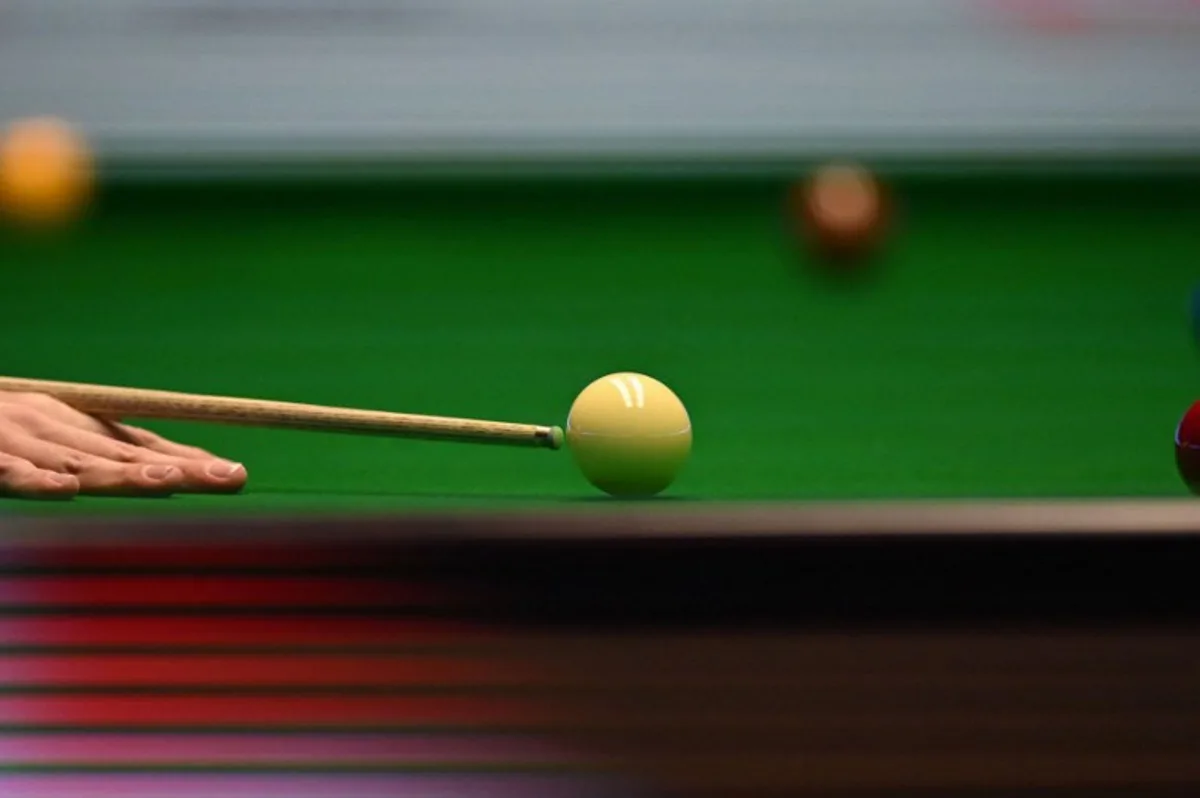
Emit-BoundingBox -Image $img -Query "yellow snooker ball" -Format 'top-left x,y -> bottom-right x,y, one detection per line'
0,117 -> 94,228
566,372 -> 692,498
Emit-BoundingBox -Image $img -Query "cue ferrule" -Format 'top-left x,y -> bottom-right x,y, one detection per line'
0,377 -> 563,450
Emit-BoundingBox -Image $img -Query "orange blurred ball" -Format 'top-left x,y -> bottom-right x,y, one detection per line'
790,162 -> 890,264
0,117 -> 94,227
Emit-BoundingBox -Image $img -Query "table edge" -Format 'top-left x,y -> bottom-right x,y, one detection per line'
4,499 -> 1200,546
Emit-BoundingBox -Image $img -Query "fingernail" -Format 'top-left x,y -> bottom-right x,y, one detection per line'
207,461 -> 245,479
49,473 -> 75,487
143,464 -> 179,481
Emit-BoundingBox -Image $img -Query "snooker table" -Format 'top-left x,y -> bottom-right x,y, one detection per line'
2,168 -> 1200,797
1,169 -> 1199,509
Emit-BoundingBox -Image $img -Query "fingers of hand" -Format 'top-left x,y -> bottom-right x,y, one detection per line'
107,423 -> 246,492
0,434 -> 185,496
0,452 -> 79,499
0,397 -> 247,495
21,416 -> 245,493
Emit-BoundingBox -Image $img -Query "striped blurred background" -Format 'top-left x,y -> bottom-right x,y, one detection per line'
1,517 -> 1199,797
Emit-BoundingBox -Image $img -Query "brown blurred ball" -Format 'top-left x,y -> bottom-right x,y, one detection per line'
0,117 -> 94,228
789,162 -> 890,265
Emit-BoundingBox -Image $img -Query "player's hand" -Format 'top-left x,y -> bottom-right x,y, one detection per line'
0,391 -> 246,499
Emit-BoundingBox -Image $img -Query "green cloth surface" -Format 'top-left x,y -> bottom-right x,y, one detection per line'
1,174 -> 1196,514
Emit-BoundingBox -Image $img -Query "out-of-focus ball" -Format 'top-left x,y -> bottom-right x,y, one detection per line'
790,161 -> 889,265
1175,401 -> 1200,495
0,117 -> 94,228
566,372 -> 692,498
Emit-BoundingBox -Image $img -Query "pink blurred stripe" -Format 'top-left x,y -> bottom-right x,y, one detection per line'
0,576 -> 448,608
0,654 -> 533,687
0,774 -> 618,798
0,695 -> 546,726
0,617 -> 489,646
0,732 -> 569,765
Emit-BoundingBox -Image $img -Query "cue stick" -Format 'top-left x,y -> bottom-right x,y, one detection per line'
0,377 -> 563,450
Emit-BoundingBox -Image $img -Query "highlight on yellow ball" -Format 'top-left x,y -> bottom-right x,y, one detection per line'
566,372 -> 692,498
0,116 -> 94,228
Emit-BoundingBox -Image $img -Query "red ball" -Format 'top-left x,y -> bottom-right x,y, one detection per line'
789,162 -> 890,264
1174,401 -> 1200,494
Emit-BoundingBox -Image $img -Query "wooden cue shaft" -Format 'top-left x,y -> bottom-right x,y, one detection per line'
0,377 -> 564,450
